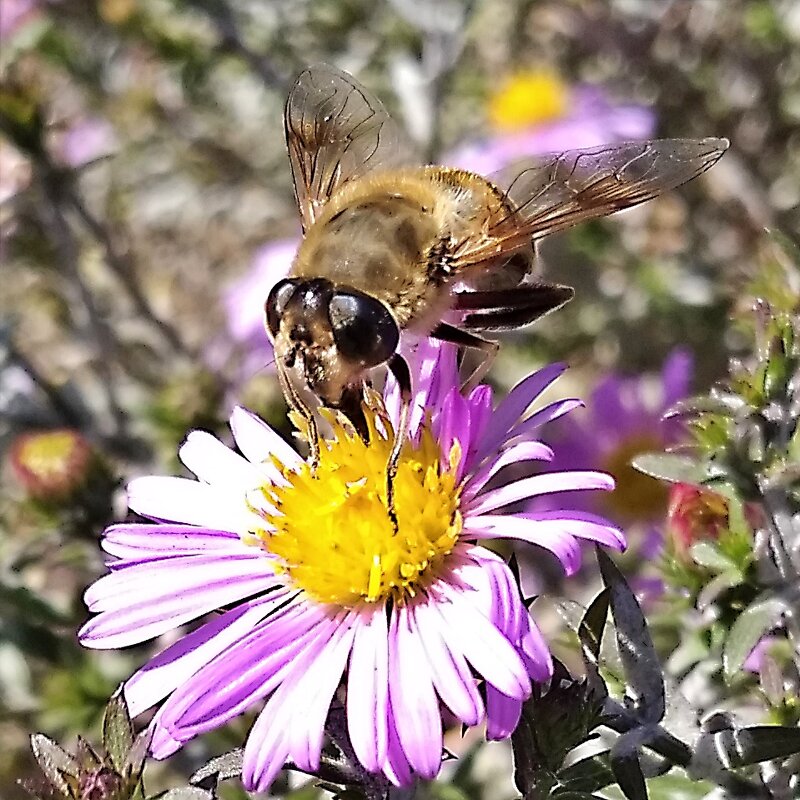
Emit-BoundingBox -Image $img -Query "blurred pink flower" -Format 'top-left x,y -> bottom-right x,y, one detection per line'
56,117 -> 116,168
0,0 -> 40,41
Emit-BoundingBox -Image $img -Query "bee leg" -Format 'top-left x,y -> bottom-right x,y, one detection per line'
386,353 -> 412,532
430,322 -> 499,393
276,361 -> 320,469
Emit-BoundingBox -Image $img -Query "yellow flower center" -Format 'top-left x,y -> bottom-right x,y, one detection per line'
600,434 -> 668,523
250,411 -> 463,607
488,70 -> 569,132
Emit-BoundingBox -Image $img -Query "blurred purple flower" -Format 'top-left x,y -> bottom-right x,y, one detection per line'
535,349 -> 692,548
80,342 -> 623,791
220,237 -> 299,374
446,78 -> 656,175
743,636 -> 781,674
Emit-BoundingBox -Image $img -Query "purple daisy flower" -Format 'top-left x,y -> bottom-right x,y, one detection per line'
79,342 -> 624,790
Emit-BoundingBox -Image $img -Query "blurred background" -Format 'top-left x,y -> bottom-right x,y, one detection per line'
1,0 -> 799,797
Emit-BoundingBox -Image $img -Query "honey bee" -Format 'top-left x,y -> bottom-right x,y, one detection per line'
265,64 -> 728,519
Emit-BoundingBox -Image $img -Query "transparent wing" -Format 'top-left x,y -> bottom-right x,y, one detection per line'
453,137 -> 729,267
284,63 -> 415,231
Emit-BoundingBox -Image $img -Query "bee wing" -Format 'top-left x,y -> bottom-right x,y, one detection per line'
284,63 -> 415,231
453,137 -> 729,267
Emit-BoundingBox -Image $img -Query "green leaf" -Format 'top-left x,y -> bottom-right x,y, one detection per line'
687,541 -> 736,572
631,454 -> 707,486
102,691 -> 134,773
190,748 -> 243,786
722,596 -> 787,681
556,753 -> 615,794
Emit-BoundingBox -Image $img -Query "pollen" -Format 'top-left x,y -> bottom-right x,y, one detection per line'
488,70 -> 568,132
250,408 -> 463,607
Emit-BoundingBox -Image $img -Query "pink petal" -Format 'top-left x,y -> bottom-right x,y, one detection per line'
463,515 -> 582,575
383,699 -> 414,787
80,554 -> 277,648
485,686 -> 522,740
179,430 -> 265,488
466,470 -> 615,516
477,363 -> 566,460
412,601 -> 484,726
287,613 -> 357,772
124,593 -> 287,717
519,615 -> 553,682
230,406 -> 301,470
162,601 -> 332,737
347,607 -> 389,772
242,623 -> 341,791
102,524 -> 242,559
436,590 -> 530,700
465,440 -> 554,498
522,510 -> 626,550
388,605 -> 443,779
435,388 -> 471,481
506,398 -> 584,443
127,476 -> 260,533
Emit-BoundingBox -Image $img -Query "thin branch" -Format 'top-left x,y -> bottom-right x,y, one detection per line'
36,169 -> 129,440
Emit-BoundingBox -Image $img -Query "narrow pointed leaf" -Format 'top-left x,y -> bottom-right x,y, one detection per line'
190,748 -> 243,785
102,691 -> 134,772
597,549 -> 665,725
727,726 -> 800,766
30,734 -> 78,793
610,735 -> 648,800
556,752 -> 615,793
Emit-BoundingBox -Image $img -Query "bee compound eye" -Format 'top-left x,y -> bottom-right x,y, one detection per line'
328,291 -> 400,368
265,278 -> 300,337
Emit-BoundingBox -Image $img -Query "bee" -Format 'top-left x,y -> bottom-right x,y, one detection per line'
265,64 -> 728,520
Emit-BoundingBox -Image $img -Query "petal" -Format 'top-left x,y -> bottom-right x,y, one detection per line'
124,593 -> 287,717
163,601 -> 332,738
230,405 -> 301,469
102,524 -> 241,559
521,510 -> 626,550
127,476 -> 260,534
388,604 -> 442,779
242,620 -> 342,791
477,363 -> 566,459
287,613 -> 357,772
347,607 -> 389,772
465,440 -> 554,498
80,554 -> 277,648
465,384 -> 493,467
485,686 -> 522,740
435,590 -> 530,700
463,515 -> 582,576
506,398 -> 583,443
519,614 -> 553,682
435,388 -> 471,480
179,430 -> 265,489
382,698 -> 414,787
412,600 -> 483,725
466,470 -> 615,516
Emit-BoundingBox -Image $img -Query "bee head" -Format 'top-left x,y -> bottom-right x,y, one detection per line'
265,277 -> 400,404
